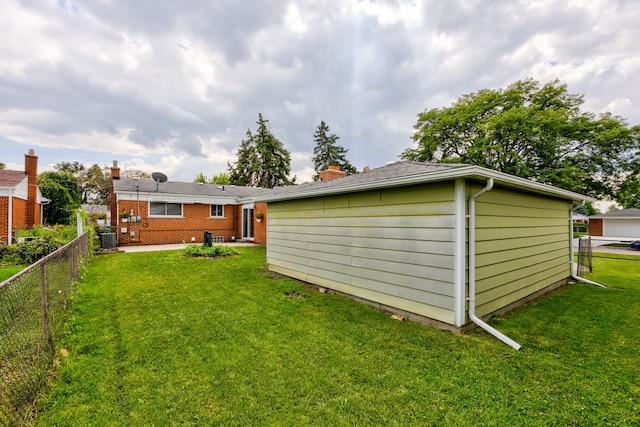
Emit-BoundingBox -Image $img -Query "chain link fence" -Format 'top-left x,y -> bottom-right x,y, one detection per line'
0,233 -> 88,426
575,236 -> 640,280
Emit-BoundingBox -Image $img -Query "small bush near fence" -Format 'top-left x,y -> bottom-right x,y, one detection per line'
0,233 -> 89,426
576,237 -> 640,282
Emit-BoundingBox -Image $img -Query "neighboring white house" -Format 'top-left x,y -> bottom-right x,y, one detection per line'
588,208 -> 640,239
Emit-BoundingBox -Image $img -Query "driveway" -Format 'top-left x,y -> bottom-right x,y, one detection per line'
119,242 -> 258,252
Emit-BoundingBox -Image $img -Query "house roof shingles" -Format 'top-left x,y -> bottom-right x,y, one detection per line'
113,177 -> 265,199
590,208 -> 640,219
0,170 -> 27,188
113,161 -> 593,205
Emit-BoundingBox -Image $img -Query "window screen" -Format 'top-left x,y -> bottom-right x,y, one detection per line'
210,204 -> 224,217
150,202 -> 182,216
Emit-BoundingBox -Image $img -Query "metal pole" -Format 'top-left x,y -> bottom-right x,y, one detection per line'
136,185 -> 141,240
40,263 -> 51,344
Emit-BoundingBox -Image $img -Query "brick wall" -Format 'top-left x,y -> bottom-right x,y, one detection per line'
253,202 -> 267,245
0,197 -> 7,242
0,197 -> 29,243
115,200 -> 243,245
24,150 -> 38,228
12,198 -> 28,229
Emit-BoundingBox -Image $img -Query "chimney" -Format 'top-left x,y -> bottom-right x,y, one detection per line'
110,160 -> 120,227
319,165 -> 347,182
24,149 -> 38,228
111,160 -> 120,180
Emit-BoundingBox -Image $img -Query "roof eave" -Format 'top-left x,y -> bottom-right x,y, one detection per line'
115,189 -> 242,204
255,165 -> 595,203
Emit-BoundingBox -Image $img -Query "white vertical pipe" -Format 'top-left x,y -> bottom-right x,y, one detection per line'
7,189 -> 13,244
454,179 -> 466,326
468,178 -> 521,350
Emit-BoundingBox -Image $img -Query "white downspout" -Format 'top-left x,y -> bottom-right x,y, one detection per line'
7,188 -> 13,244
454,179 -> 466,326
468,178 -> 522,350
569,202 -> 606,288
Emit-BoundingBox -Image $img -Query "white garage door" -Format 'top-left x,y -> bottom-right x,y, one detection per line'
604,219 -> 640,238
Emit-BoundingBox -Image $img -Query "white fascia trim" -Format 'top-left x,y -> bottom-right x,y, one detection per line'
256,166 -> 595,203
593,217 -> 640,220
116,191 -> 240,205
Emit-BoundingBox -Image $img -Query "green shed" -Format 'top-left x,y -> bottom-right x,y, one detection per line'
256,161 -> 594,348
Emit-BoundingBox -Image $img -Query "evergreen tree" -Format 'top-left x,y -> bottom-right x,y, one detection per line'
311,121 -> 357,181
228,114 -> 295,188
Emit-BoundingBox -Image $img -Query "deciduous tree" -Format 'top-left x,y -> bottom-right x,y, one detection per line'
402,79 -> 639,199
194,172 -> 231,185
39,171 -> 81,224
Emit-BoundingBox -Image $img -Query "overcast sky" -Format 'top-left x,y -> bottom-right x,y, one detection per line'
1,0 -> 639,184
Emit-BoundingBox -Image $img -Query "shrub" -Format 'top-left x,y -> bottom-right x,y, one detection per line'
183,244 -> 238,258
1,237 -> 61,265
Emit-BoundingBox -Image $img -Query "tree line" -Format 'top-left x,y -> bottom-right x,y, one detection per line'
24,77 -> 639,225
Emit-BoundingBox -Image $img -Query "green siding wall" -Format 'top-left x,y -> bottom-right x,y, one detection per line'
266,183 -> 458,324
472,187 -> 571,317
267,180 -> 573,327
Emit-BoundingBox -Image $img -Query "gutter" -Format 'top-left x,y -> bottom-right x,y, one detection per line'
569,202 -> 606,288
468,178 -> 522,350
254,165 -> 592,204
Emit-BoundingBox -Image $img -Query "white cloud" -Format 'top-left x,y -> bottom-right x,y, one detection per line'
1,0 -> 639,188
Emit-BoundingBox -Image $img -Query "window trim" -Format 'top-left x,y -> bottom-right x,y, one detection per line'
209,204 -> 224,218
148,201 -> 183,217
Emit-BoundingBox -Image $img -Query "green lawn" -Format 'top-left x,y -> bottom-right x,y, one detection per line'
0,265 -> 25,282
34,247 -> 640,426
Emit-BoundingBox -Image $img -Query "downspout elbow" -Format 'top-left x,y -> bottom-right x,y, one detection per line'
468,178 -> 521,350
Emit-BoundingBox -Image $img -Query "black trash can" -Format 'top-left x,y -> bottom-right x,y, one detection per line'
203,230 -> 212,246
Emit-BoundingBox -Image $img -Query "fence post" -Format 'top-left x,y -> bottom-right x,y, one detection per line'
40,263 -> 51,345
577,238 -> 583,276
71,242 -> 78,280
589,236 -> 593,273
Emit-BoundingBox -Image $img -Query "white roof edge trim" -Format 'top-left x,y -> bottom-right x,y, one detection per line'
116,191 -> 242,204
255,165 -> 595,203
590,216 -> 640,220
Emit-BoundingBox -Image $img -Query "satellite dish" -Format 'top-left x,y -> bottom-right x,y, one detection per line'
152,172 -> 168,183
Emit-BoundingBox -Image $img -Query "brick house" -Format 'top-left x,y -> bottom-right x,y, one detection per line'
0,150 -> 45,244
109,161 -> 267,245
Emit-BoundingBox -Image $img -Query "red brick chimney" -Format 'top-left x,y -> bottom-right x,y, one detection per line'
110,160 -> 120,227
319,165 -> 347,182
24,149 -> 38,228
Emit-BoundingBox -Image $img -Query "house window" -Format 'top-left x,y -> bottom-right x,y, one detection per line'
210,204 -> 224,217
149,202 -> 182,216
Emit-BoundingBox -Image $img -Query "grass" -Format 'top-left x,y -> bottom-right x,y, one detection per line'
0,265 -> 26,282
33,247 -> 640,426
